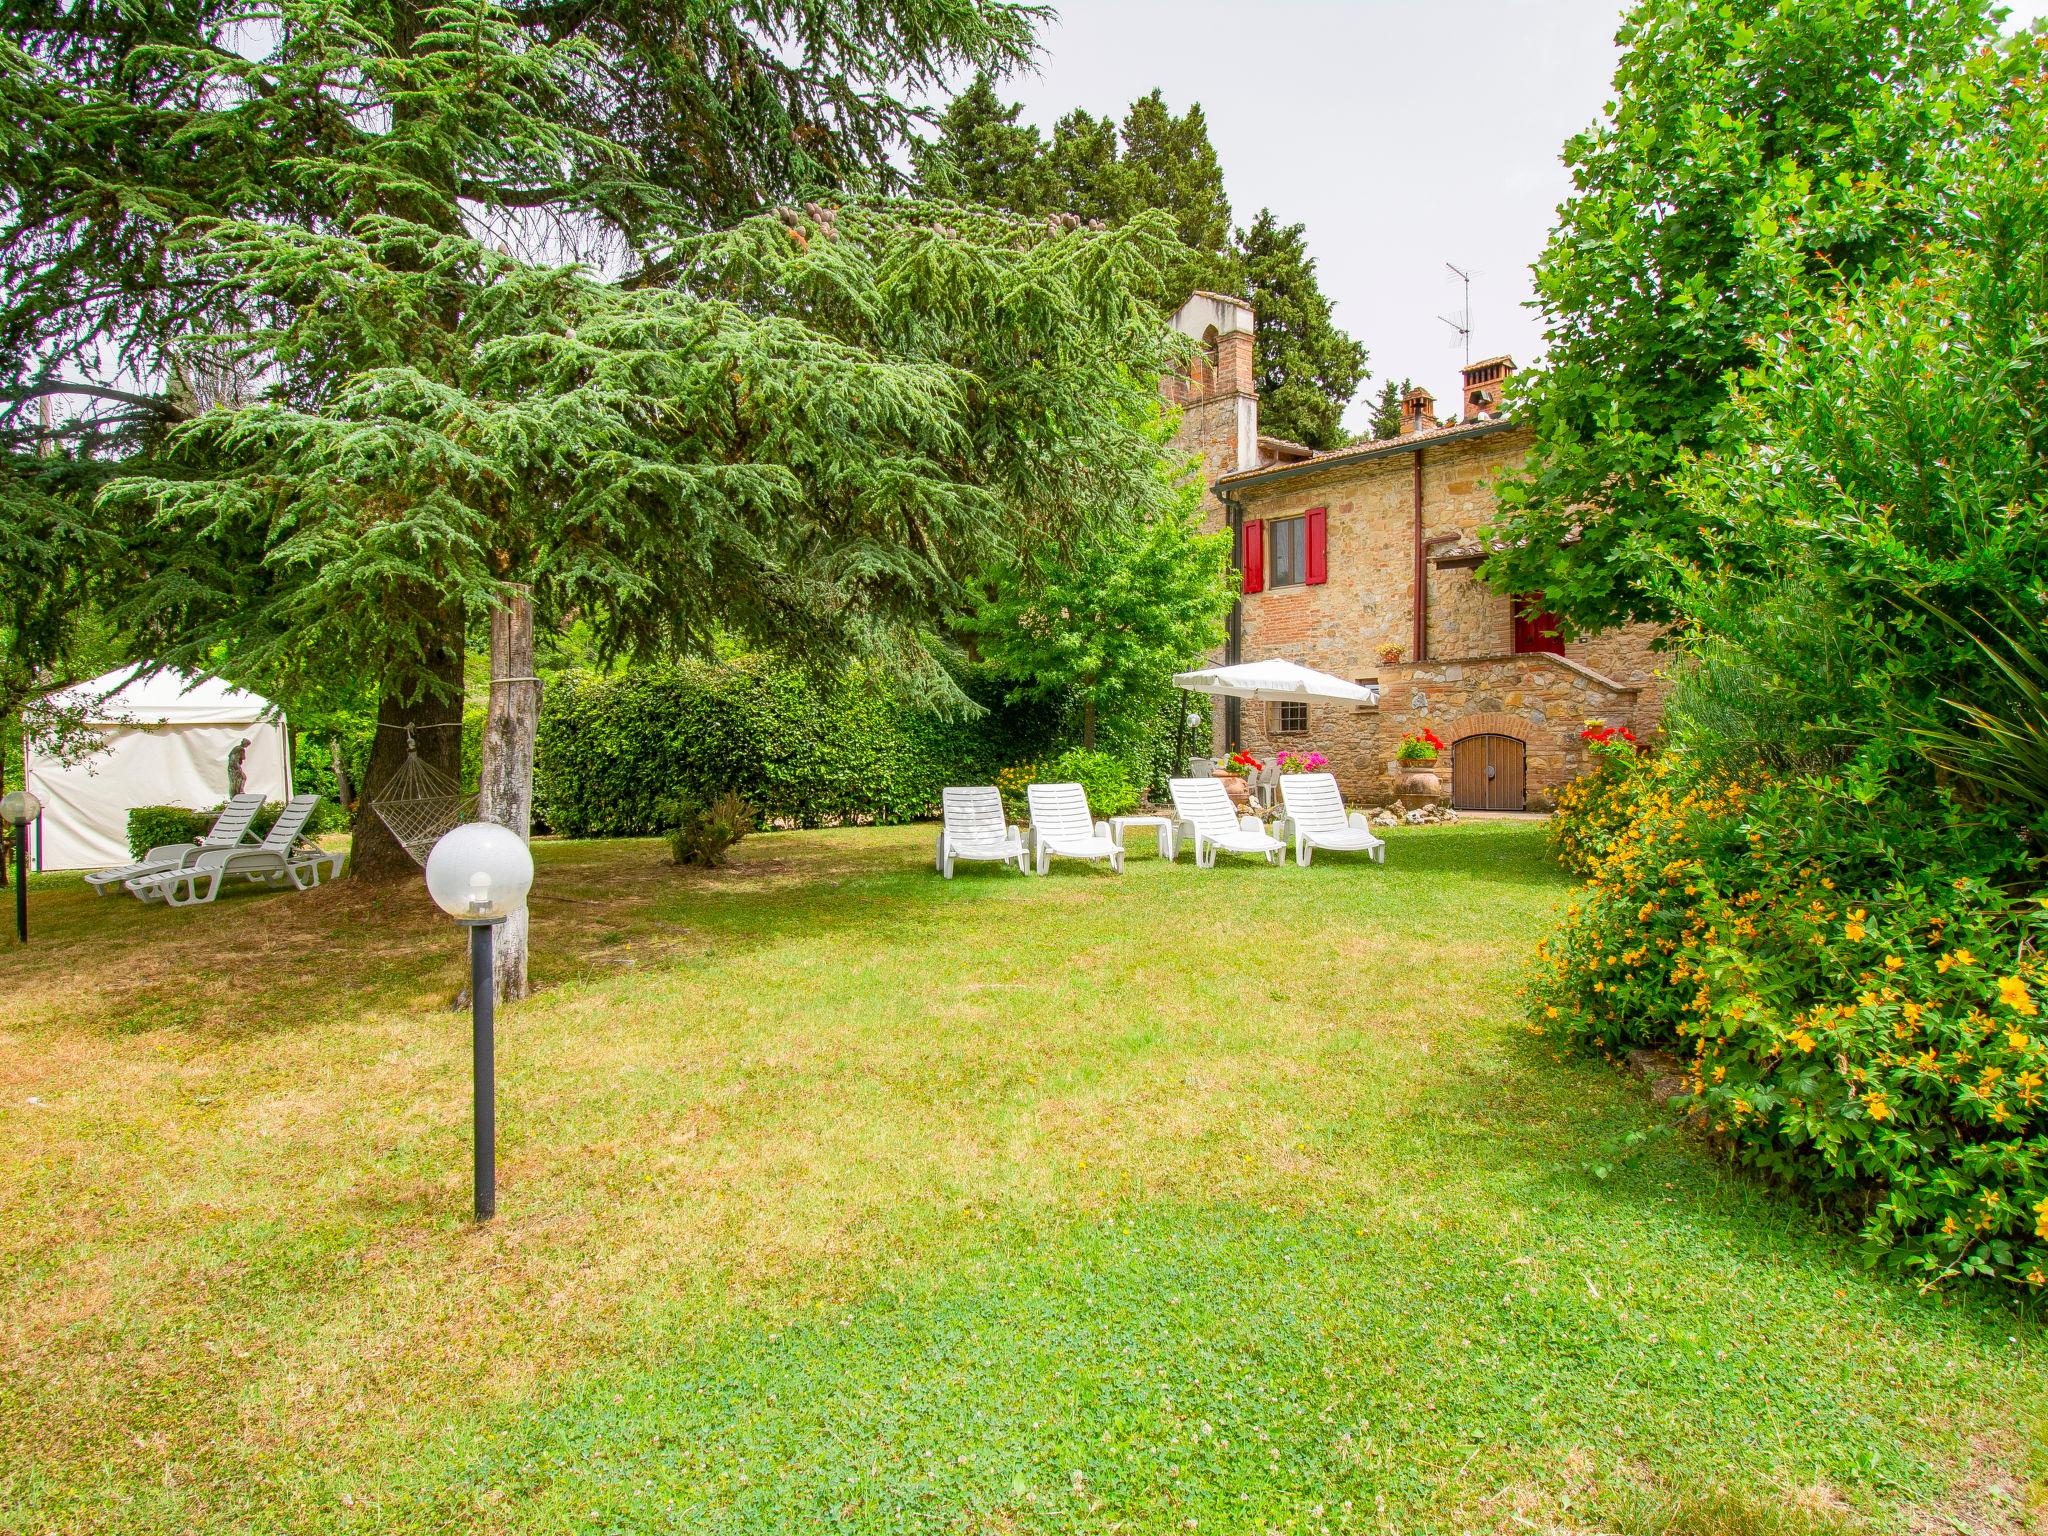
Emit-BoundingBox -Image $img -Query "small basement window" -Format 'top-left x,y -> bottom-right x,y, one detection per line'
1272,700 -> 1309,734
1267,516 -> 1307,587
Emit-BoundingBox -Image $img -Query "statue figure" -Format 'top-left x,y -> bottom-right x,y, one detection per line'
227,737 -> 250,799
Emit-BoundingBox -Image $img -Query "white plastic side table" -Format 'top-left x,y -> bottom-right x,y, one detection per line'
1110,814 -> 1177,861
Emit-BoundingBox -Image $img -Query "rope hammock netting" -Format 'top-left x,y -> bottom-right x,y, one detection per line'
369,725 -> 477,867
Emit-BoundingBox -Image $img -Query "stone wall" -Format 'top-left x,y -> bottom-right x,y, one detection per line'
1232,651 -> 1645,810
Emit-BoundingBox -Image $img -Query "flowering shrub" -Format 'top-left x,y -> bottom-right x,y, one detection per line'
1548,731 -> 1655,878
1396,728 -> 1445,763
1000,750 -> 1138,820
995,762 -> 1040,820
1217,749 -> 1264,778
1532,757 -> 2048,1289
1276,749 -> 1328,774
1579,718 -> 1639,760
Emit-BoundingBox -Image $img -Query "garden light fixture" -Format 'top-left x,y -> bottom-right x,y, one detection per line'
1,789 -> 42,943
424,821 -> 534,1221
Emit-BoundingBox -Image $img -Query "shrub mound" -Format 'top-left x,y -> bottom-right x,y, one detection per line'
1531,752 -> 2048,1290
995,748 -> 1139,821
534,660 -> 1062,836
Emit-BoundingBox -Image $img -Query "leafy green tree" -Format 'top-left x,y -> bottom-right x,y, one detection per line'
1048,110 -> 1129,226
1234,210 -> 1366,449
1663,34 -> 2048,821
911,73 -> 1059,214
1479,0 -> 2002,634
1367,377 -> 1414,441
1,0 -> 1047,886
1116,91 -> 1233,286
965,492 -> 1231,751
917,82 -> 1363,435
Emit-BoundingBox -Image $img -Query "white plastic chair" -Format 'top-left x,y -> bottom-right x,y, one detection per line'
84,793 -> 266,896
1249,761 -> 1283,813
127,795 -> 342,906
1168,778 -> 1286,868
935,786 -> 1027,878
1025,783 -> 1124,875
1278,772 -> 1387,866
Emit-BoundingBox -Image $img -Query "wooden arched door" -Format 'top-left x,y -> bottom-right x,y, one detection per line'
1452,734 -> 1526,811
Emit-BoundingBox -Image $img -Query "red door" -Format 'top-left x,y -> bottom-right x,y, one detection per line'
1513,597 -> 1565,656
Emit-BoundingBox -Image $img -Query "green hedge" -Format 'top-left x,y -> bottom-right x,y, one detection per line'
534,660 -> 1065,835
126,799 -> 341,859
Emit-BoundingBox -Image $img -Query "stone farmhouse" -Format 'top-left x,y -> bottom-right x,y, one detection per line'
1164,293 -> 1670,812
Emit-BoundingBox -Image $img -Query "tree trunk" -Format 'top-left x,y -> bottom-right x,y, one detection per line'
479,589 -> 537,1001
1082,696 -> 1097,751
352,604 -> 466,884
330,736 -> 354,814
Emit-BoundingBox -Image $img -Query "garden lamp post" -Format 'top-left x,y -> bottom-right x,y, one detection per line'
1,790 -> 42,944
424,822 -> 534,1222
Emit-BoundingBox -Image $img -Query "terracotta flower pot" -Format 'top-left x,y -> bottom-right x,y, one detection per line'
1213,772 -> 1251,811
1394,756 -> 1442,801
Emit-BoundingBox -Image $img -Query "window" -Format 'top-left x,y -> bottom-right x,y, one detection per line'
1268,516 -> 1308,587
1272,701 -> 1309,735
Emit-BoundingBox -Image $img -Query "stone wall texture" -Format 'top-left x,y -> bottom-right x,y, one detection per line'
1221,423 -> 1676,809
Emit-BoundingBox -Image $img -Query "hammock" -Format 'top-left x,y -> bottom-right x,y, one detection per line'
369,728 -> 478,867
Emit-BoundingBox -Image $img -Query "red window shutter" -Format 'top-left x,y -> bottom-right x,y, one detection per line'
1242,519 -> 1264,594
1305,507 -> 1327,585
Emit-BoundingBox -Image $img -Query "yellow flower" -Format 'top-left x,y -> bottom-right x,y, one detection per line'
1902,1001 -> 1923,1025
1789,1029 -> 1816,1054
1884,955 -> 1904,972
1844,920 -> 1866,942
1864,1092 -> 1892,1122
2036,1197 -> 2048,1241
1998,975 -> 2038,1017
2010,1031 -> 2031,1054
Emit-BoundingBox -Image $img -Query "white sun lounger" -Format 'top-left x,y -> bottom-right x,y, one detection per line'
1025,783 -> 1124,875
1278,772 -> 1387,866
127,794 -> 342,906
1168,777 -> 1286,868
936,786 -> 1027,878
83,793 -> 267,896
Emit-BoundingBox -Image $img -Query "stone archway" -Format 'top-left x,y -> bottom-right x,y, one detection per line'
1446,713 -> 1534,812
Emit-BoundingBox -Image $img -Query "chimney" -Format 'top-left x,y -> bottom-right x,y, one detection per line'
1459,355 -> 1515,422
1400,385 -> 1437,436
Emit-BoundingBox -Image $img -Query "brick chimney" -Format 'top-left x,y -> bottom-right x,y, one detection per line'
1400,385 -> 1437,436
1459,355 -> 1515,422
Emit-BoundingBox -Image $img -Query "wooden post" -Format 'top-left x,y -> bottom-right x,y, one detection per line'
479,588 -> 537,1002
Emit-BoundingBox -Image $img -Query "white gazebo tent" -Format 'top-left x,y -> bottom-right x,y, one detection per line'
22,668 -> 293,871
1170,660 -> 1380,771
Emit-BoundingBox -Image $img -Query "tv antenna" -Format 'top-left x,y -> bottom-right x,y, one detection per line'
1439,262 -> 1472,365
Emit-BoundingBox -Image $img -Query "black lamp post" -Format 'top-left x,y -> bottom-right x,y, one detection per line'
1,790 -> 42,943
424,821 -> 534,1222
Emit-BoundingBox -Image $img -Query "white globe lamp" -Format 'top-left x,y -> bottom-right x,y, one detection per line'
425,821 -> 533,923
1,788 -> 41,944
423,820 -> 534,1223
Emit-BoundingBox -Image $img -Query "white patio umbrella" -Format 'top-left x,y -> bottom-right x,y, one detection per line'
1169,660 -> 1379,778
1171,659 -> 1379,706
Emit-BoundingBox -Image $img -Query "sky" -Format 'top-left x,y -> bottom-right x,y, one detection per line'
995,0 -> 2048,434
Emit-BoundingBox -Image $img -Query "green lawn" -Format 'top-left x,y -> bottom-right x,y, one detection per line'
0,821 -> 2041,1534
